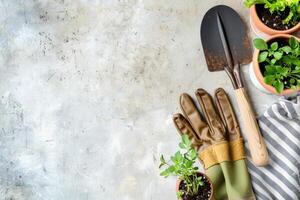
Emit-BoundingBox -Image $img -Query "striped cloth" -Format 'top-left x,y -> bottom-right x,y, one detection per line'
246,93 -> 300,200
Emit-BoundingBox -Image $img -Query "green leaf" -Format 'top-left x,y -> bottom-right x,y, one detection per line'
253,38 -> 268,50
160,165 -> 176,177
171,151 -> 183,163
273,81 -> 284,93
282,55 -> 293,65
182,134 -> 191,148
160,169 -> 170,177
160,155 -> 166,163
291,58 -> 300,66
264,75 -> 275,84
265,65 -> 277,75
268,51 -> 274,56
281,67 -> 290,76
167,166 -> 175,173
185,160 -> 193,168
274,52 -> 283,60
188,149 -> 197,161
281,46 -> 292,54
175,151 -> 182,159
289,37 -> 299,49
290,78 -> 296,84
258,51 -> 268,63
292,69 -> 300,74
296,47 -> 300,57
179,142 -> 185,149
159,163 -> 165,169
271,42 -> 278,51
282,55 -> 300,66
283,9 -> 294,24
159,155 -> 167,168
271,58 -> 277,64
196,176 -> 202,181
177,190 -> 184,199
243,0 -> 255,7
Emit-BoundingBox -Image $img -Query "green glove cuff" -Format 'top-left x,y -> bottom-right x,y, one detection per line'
206,160 -> 255,200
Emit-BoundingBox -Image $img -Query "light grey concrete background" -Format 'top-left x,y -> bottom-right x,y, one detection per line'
0,0 -> 281,199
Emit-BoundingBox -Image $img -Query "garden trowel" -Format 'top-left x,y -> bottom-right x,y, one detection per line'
200,5 -> 269,166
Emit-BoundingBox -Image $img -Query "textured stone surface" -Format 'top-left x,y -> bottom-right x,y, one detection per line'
0,0 -> 278,199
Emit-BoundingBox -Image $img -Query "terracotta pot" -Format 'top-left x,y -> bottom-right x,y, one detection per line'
175,172 -> 213,200
250,34 -> 300,95
250,5 -> 300,37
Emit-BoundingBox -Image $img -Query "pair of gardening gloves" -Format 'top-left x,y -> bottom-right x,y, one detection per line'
173,88 -> 255,200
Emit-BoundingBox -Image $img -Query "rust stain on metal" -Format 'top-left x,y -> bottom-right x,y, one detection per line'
229,34 -> 252,66
241,34 -> 253,64
203,49 -> 226,71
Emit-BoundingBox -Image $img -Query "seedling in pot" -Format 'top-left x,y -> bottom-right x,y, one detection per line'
253,36 -> 300,93
244,0 -> 300,30
159,135 -> 212,200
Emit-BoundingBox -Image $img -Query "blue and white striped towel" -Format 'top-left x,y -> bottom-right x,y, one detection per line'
246,93 -> 300,200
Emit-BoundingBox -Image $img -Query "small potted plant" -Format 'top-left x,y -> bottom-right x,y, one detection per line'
250,34 -> 300,95
244,0 -> 300,36
159,135 -> 213,200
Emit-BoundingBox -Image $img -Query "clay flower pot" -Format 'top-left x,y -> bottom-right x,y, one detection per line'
175,172 -> 213,200
250,34 -> 300,95
250,5 -> 300,37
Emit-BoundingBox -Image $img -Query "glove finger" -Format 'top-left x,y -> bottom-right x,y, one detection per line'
214,88 -> 241,141
195,88 -> 226,141
173,113 -> 202,149
179,93 -> 212,145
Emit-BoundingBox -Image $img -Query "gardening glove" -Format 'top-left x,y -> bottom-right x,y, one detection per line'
173,88 -> 255,200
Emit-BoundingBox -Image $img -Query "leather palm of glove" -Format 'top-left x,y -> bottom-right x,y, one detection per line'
173,88 -> 255,200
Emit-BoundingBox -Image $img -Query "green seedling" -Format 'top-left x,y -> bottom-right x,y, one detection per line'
253,37 -> 300,93
159,135 -> 203,199
244,0 -> 300,24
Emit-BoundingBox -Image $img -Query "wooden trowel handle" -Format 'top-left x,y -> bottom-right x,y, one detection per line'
235,88 -> 269,166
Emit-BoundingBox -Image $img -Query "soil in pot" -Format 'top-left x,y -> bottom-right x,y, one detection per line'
179,175 -> 212,200
259,38 -> 296,90
256,5 -> 298,30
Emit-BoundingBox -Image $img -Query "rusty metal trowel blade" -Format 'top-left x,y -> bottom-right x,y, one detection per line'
200,5 -> 252,71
